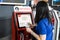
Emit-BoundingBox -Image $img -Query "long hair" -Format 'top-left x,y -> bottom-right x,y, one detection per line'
35,1 -> 51,24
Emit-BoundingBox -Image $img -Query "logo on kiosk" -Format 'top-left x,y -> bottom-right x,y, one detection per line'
14,6 -> 32,13
15,7 -> 19,11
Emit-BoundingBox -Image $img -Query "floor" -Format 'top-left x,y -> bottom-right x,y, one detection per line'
0,35 -> 11,40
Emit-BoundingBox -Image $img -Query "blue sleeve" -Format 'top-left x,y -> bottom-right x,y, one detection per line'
37,21 -> 47,35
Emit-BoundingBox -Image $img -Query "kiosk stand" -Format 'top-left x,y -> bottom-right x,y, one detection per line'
12,6 -> 33,40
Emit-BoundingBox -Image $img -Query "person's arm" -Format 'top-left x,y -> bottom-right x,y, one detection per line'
26,28 -> 46,40
30,29 -> 40,40
39,35 -> 46,40
30,30 -> 46,40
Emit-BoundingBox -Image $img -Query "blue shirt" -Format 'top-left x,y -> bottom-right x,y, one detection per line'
35,18 -> 53,40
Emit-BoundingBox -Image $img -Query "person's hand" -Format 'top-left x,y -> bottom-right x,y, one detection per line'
28,23 -> 37,28
28,23 -> 33,27
26,28 -> 32,33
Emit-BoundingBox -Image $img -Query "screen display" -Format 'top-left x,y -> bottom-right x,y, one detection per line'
52,0 -> 60,6
0,0 -> 26,5
17,13 -> 32,27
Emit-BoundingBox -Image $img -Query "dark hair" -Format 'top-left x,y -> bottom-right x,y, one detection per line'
35,1 -> 51,24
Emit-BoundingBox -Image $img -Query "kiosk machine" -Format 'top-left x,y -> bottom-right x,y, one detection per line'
12,6 -> 33,40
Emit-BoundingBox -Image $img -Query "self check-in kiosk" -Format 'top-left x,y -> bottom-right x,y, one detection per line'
12,6 -> 33,40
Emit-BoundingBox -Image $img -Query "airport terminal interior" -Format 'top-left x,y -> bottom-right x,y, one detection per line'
0,0 -> 60,40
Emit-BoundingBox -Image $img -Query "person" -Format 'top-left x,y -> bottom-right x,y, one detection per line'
26,1 -> 53,40
32,0 -> 53,19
